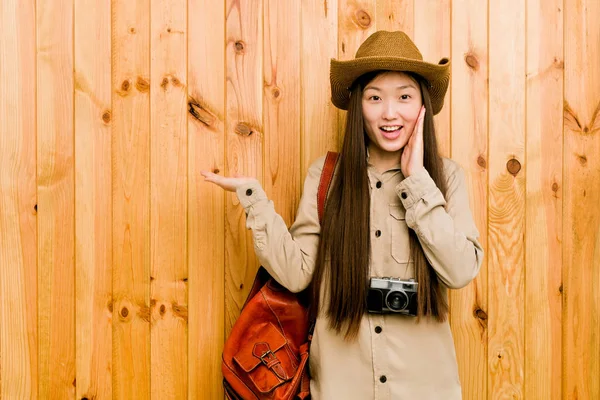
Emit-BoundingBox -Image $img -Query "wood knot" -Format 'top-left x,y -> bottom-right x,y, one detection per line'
477,155 -> 487,168
34,204 -> 37,213
167,27 -> 172,33
272,87 -> 281,99
171,76 -> 181,86
506,158 -> 521,176
552,182 -> 559,192
553,57 -> 564,69
577,154 -> 587,166
239,283 -> 244,290
559,284 -> 563,294
121,80 -> 130,92
172,303 -> 188,321
159,304 -> 166,316
583,126 -> 589,133
120,307 -> 129,318
102,110 -> 111,124
235,123 -> 252,136
107,300 -> 113,313
136,77 -> 149,92
235,41 -> 245,53
161,77 -> 169,90
213,168 -> 220,174
188,96 -> 217,127
354,9 -> 372,28
129,27 -> 136,34
474,308 -> 488,320
464,53 -> 480,71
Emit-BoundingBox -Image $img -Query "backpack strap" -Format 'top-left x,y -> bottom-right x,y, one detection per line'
248,152 -> 338,312
317,151 -> 339,223
305,151 -> 338,356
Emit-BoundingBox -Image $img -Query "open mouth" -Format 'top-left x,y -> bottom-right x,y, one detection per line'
379,125 -> 403,139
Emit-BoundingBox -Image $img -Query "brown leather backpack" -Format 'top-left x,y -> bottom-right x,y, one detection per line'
222,152 -> 339,400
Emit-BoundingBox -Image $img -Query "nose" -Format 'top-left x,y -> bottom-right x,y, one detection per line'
382,100 -> 397,120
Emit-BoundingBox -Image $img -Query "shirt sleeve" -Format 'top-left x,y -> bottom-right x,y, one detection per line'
394,162 -> 484,289
235,156 -> 326,292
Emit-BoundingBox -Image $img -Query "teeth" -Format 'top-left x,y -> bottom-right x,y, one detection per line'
381,126 -> 401,132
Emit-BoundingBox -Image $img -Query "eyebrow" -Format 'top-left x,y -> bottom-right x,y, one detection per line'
364,84 -> 418,91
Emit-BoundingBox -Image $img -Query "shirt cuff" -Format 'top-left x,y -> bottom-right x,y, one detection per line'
395,167 -> 439,209
236,179 -> 268,209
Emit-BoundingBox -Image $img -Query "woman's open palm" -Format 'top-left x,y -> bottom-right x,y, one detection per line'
401,105 -> 425,177
201,171 -> 255,192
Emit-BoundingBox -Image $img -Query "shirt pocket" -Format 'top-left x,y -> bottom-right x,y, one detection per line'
389,204 -> 411,264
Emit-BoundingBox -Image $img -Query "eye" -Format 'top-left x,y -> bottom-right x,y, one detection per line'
400,94 -> 411,100
369,95 -> 381,101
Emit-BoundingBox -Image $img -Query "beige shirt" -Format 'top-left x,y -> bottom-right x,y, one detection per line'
236,155 -> 484,400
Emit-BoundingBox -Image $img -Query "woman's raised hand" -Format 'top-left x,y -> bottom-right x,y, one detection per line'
401,105 -> 425,178
201,171 -> 255,192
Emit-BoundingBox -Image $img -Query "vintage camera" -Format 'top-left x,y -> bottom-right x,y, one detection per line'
367,277 -> 418,316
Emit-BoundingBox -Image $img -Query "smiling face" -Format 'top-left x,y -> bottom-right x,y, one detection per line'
361,71 -> 423,167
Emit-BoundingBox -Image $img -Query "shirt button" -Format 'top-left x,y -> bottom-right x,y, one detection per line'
380,375 -> 387,383
246,189 -> 253,196
374,326 -> 382,334
375,230 -> 381,237
401,192 -> 407,199
376,181 -> 382,189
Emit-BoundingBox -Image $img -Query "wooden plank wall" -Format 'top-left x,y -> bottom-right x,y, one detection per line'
563,1 -> 600,399
111,0 -> 151,398
526,1 -> 563,399
0,1 -> 598,399
0,1 -> 38,399
37,0 -> 76,397
75,0 -> 112,398
450,1 -> 488,398
188,0 -> 225,397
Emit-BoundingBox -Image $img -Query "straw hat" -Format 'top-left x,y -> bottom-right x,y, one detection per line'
330,30 -> 450,115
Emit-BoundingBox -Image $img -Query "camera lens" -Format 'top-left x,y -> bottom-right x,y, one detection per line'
385,290 -> 408,311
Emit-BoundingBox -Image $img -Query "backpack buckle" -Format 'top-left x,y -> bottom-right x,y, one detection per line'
259,349 -> 276,365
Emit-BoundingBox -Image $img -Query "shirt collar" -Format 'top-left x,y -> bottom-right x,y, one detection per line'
366,146 -> 403,173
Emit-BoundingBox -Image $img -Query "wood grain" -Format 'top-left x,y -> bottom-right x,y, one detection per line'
36,0 -> 76,397
414,0 -> 451,158
225,0 -> 264,335
376,0 -> 413,36
488,0 -> 526,398
339,0 -> 377,60
301,0 -> 339,175
188,0 -> 226,397
264,0 -> 301,225
74,0 -> 112,398
112,0 -> 151,398
3,2 -> 600,399
149,0 -> 188,398
0,0 -> 38,398
563,0 -> 600,398
449,1 -> 489,398
525,0 -> 563,398
338,0 -> 377,145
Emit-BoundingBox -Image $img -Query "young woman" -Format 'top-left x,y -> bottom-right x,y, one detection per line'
203,30 -> 484,400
